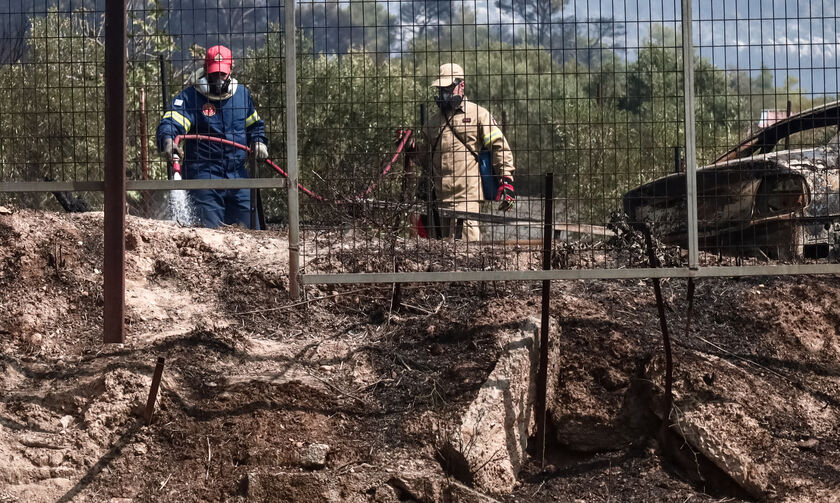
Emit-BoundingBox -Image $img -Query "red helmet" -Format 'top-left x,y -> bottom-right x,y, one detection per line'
205,45 -> 233,75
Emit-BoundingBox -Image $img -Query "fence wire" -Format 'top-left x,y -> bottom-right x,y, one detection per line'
296,0 -> 688,276
690,0 -> 840,266
1,1 -> 839,279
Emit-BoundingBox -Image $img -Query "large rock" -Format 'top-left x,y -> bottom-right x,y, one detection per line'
662,352 -> 779,500
439,317 -> 542,496
671,401 -> 772,499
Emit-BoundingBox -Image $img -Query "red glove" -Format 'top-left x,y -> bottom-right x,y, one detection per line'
496,176 -> 515,212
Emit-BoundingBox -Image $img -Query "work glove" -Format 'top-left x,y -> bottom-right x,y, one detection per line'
496,176 -> 515,212
161,137 -> 183,162
395,128 -> 417,148
249,142 -> 269,162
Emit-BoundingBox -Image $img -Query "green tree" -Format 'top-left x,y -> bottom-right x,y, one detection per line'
239,25 -> 424,223
0,1 -> 178,212
297,0 -> 397,63
399,0 -> 453,40
127,0 -> 177,181
495,0 -> 569,48
0,8 -> 105,208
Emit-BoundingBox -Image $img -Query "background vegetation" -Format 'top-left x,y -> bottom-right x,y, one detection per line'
0,0 -> 836,222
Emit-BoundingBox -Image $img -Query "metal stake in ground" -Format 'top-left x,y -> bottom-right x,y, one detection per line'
642,227 -> 674,428
144,357 -> 165,426
536,172 -> 554,466
685,277 -> 696,340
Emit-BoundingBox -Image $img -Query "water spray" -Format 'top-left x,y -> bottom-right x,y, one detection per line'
168,152 -> 194,225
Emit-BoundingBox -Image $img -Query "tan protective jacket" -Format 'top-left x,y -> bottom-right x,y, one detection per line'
421,98 -> 515,209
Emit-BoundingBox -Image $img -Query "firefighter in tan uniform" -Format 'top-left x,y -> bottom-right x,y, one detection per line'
417,63 -> 515,241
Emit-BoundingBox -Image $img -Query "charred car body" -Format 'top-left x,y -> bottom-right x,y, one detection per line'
623,101 -> 840,260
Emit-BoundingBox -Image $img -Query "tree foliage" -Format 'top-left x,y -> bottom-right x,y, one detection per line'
1,2 -> 827,225
239,24 -> 425,222
297,0 -> 397,62
399,0 -> 453,40
0,8 -> 105,208
496,0 -> 568,48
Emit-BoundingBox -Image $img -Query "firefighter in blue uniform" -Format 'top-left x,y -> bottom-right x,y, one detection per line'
156,45 -> 268,228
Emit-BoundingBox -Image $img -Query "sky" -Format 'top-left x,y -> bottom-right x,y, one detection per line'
480,0 -> 839,95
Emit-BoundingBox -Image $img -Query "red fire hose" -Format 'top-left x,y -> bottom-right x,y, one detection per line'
172,131 -> 412,203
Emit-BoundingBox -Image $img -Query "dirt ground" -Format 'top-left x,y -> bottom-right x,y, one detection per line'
1,209 -> 839,502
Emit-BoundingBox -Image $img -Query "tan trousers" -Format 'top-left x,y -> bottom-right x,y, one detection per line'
437,217 -> 480,241
436,199 -> 480,241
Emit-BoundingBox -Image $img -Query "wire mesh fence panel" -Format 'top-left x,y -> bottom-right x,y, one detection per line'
0,1 -> 106,209
3,1 -> 840,280
0,1 -> 288,229
691,0 -> 840,266
296,0 -> 691,276
128,0 -> 287,227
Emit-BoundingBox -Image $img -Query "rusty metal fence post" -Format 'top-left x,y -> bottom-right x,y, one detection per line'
140,88 -> 149,218
103,0 -> 127,344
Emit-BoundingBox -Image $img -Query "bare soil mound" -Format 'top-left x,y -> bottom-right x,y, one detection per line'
1,209 -> 839,502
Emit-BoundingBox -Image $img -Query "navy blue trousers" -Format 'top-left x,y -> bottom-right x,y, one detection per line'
189,187 -> 255,229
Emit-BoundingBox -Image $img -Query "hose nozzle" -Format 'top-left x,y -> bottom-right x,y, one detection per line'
170,153 -> 182,181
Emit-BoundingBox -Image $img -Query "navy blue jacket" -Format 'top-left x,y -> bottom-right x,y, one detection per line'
156,79 -> 267,179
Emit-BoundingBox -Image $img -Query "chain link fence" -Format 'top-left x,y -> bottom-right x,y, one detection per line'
1,0 -> 838,283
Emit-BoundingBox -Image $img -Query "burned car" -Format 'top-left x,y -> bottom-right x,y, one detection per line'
623,101 -> 840,260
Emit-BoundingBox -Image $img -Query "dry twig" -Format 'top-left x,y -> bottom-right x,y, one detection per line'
696,335 -> 789,381
205,436 -> 212,480
303,367 -> 370,405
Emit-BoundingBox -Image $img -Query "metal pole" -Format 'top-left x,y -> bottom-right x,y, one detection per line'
103,0 -> 126,344
158,54 -> 170,108
250,156 -> 257,230
285,0 -> 301,299
144,357 -> 165,425
140,88 -> 149,218
673,146 -> 680,174
536,172 -> 553,466
159,54 -> 173,180
784,100 -> 792,151
681,0 -> 699,269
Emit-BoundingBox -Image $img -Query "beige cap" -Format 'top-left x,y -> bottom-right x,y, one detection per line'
431,63 -> 465,87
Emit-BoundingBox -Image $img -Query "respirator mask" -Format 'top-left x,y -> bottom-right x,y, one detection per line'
435,83 -> 463,111
208,72 -> 231,96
